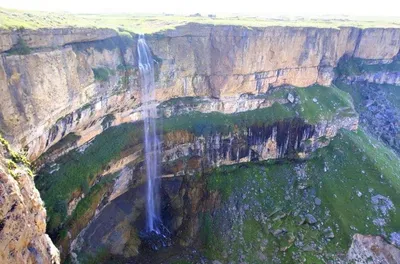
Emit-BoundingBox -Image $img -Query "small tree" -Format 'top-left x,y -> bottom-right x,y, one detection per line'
9,38 -> 31,55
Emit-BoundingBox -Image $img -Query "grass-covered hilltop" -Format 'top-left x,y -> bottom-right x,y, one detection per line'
0,6 -> 400,264
1,7 -> 400,33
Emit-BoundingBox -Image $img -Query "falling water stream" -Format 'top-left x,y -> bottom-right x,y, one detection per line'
137,35 -> 161,234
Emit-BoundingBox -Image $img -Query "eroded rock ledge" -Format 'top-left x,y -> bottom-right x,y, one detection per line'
0,24 -> 399,160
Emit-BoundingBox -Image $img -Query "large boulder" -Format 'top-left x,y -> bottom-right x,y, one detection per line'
347,234 -> 400,264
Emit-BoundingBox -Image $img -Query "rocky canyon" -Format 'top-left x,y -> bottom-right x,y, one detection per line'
0,8 -> 400,264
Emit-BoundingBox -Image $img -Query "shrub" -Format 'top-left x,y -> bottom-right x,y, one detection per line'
7,160 -> 17,170
9,38 -> 31,55
10,150 -> 30,166
0,134 -> 11,152
118,31 -> 134,43
92,67 -> 115,82
116,64 -> 134,71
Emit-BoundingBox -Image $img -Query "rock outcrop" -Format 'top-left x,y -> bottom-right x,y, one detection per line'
0,25 -> 399,160
347,234 -> 400,264
0,137 -> 59,264
0,28 -> 117,53
161,116 -> 357,177
346,71 -> 400,85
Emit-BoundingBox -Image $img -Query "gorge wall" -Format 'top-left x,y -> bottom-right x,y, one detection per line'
0,25 -> 399,160
0,136 -> 59,264
0,23 -> 400,263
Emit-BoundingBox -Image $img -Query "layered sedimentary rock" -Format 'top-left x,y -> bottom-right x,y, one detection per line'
0,24 -> 399,263
0,28 -> 117,53
0,25 -> 399,159
345,71 -> 400,85
161,116 -> 357,176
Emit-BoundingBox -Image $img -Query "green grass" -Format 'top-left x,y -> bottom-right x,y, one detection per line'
333,81 -> 365,109
312,129 -> 400,250
35,85 -> 355,242
54,173 -> 117,242
203,128 -> 400,262
8,37 -> 31,55
288,85 -> 354,123
1,7 -> 400,33
163,85 -> 355,136
92,67 -> 116,82
35,123 -> 143,223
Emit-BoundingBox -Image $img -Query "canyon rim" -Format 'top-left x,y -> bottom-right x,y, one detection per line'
0,7 -> 400,264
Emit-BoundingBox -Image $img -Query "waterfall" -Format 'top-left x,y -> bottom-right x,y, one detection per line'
137,35 -> 161,233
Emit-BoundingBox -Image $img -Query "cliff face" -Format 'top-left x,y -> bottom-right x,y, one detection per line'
161,116 -> 357,176
0,137 -> 59,264
149,26 -> 399,98
0,24 -> 399,263
0,25 -> 399,160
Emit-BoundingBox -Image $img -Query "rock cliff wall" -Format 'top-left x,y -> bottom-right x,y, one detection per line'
0,25 -> 399,159
0,24 -> 399,263
0,137 -> 59,264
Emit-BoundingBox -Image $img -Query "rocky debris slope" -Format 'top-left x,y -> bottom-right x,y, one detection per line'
0,25 -> 399,160
337,56 -> 400,86
348,234 -> 400,264
335,81 -> 400,154
0,136 -> 59,264
356,83 -> 400,153
151,129 -> 400,263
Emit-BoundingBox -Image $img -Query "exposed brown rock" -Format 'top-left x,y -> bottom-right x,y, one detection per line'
0,142 -> 59,264
0,25 -> 398,161
0,28 -> 117,53
348,234 -> 400,264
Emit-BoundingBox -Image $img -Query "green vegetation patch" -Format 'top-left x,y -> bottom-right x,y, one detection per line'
36,85 -> 355,240
92,67 -> 116,82
311,129 -> 400,250
35,123 -> 143,231
163,85 -> 355,135
57,173 -> 117,241
203,128 -> 400,262
336,57 -> 400,77
1,134 -> 33,179
1,7 -> 400,33
8,37 -> 31,55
